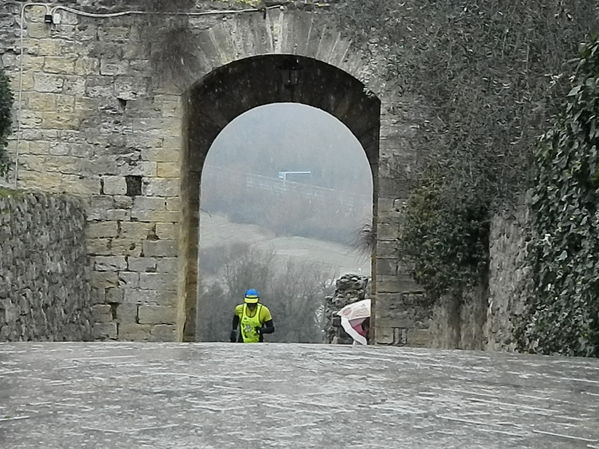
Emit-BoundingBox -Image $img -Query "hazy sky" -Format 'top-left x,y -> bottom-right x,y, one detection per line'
203,103 -> 373,194
199,102 -> 373,248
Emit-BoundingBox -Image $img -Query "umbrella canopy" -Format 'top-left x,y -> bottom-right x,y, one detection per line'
337,299 -> 371,345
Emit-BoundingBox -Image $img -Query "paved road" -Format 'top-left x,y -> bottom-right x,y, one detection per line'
1,343 -> 598,448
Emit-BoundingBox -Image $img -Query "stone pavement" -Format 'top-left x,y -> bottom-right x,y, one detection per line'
1,343 -> 598,449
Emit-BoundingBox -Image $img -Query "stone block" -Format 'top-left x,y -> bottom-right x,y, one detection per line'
86,221 -> 119,239
407,328 -> 431,347
106,287 -> 124,304
93,256 -> 127,272
123,288 -> 161,305
90,271 -> 118,289
102,176 -> 127,195
92,322 -> 117,340
141,148 -> 180,162
115,303 -> 138,323
165,198 -> 180,211
155,223 -> 178,240
119,221 -> 153,240
150,324 -> 176,342
85,76 -> 114,97
110,239 -> 143,257
74,57 -> 99,75
27,23 -> 50,39
377,222 -> 400,240
142,240 -> 178,257
41,112 -> 80,130
156,162 -> 179,178
43,56 -> 76,74
87,238 -> 112,256
100,58 -> 129,76
98,27 -> 131,42
139,273 -> 176,291
376,258 -> 398,276
92,304 -> 113,323
376,240 -> 398,258
127,257 -> 157,273
130,209 -> 179,222
138,305 -> 176,325
156,257 -> 177,273
118,271 -> 139,289
115,76 -> 148,100
62,76 -> 86,96
33,73 -> 64,92
118,323 -> 151,341
32,39 -> 63,56
132,196 -> 166,211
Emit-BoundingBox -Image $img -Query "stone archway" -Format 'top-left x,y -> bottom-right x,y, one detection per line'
178,54 -> 380,341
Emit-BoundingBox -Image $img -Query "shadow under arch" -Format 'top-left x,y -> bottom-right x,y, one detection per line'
179,54 -> 381,341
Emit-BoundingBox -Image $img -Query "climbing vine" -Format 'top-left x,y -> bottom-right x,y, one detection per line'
518,36 -> 599,357
338,0 -> 596,299
0,67 -> 13,176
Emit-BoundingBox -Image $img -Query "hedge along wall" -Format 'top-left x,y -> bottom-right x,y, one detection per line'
0,190 -> 92,341
429,207 -> 529,351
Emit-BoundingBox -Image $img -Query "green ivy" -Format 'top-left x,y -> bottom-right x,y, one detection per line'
338,0 -> 595,301
519,36 -> 599,357
0,67 -> 13,176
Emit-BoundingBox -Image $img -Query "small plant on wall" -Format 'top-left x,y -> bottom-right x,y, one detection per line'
0,67 -> 13,177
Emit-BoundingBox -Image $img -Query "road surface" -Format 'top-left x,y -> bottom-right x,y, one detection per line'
1,343 -> 598,448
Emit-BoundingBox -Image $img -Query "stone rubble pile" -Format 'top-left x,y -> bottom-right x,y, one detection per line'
323,273 -> 369,344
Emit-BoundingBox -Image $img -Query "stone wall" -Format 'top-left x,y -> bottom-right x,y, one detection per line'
0,190 -> 92,341
429,208 -> 529,351
485,208 -> 530,351
0,1 -> 427,342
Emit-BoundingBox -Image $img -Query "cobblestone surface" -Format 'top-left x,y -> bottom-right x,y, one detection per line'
1,343 -> 598,448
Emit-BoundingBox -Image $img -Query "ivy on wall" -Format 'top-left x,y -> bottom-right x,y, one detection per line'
0,67 -> 13,176
338,1 -> 596,300
519,36 -> 599,357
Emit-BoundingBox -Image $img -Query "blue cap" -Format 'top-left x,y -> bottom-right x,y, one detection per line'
244,289 -> 260,303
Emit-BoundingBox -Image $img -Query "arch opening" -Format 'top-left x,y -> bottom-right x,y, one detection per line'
179,55 -> 381,341
197,103 -> 373,342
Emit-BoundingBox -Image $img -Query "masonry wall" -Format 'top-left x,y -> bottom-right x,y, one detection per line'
0,1 -> 426,342
429,208 -> 529,351
0,190 -> 92,341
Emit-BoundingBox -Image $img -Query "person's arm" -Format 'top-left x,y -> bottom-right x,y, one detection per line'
259,319 -> 274,334
230,315 -> 240,342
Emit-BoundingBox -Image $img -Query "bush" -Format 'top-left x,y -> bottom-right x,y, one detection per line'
0,67 -> 13,176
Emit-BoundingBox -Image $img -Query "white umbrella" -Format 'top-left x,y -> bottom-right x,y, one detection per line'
336,299 -> 371,345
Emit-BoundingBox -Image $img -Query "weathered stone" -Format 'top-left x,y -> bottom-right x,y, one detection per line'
118,271 -> 139,289
142,240 -> 177,257
127,256 -> 158,272
91,304 -> 112,323
138,305 -> 176,324
93,256 -> 127,272
86,221 -> 119,239
139,273 -> 176,291
102,176 -> 127,195
92,322 -> 117,340
119,221 -> 153,240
